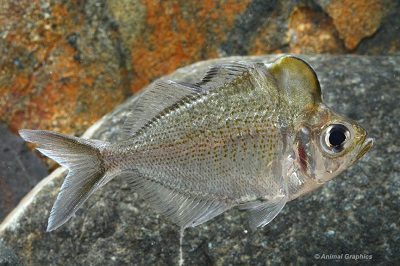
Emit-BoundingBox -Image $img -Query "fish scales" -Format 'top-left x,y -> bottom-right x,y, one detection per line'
19,56 -> 373,231
108,65 -> 287,203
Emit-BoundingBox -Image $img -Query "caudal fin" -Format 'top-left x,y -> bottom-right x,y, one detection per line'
19,129 -> 109,231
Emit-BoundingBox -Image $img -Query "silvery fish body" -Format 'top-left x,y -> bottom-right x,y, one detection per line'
19,56 -> 373,231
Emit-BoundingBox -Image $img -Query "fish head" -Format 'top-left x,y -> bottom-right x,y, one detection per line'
294,105 -> 373,184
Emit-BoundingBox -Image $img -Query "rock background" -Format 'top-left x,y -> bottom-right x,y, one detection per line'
0,55 -> 399,265
1,0 -> 398,135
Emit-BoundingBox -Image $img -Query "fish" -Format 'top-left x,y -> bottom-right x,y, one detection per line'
19,55 -> 373,232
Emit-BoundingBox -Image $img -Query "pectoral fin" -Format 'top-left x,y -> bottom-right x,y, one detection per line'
242,197 -> 287,229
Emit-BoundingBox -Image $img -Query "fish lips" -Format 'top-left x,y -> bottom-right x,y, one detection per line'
356,135 -> 374,161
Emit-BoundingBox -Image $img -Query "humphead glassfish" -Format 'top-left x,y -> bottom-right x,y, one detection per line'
19,56 -> 373,231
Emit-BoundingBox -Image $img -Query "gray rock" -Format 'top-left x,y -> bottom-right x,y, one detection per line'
0,55 -> 398,265
0,124 -> 48,221
0,241 -> 23,266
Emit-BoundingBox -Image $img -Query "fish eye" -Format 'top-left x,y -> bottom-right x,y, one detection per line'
322,124 -> 351,154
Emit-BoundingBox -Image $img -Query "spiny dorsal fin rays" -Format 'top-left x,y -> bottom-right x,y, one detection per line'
123,80 -> 204,137
197,61 -> 267,90
124,58 -> 318,138
269,55 -> 322,115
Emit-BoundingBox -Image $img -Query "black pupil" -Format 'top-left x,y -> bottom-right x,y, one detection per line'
329,129 -> 346,147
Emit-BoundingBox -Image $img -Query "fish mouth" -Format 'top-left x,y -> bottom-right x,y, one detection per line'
356,136 -> 373,161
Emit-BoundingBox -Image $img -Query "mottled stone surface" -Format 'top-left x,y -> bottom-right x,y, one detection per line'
0,124 -> 48,221
1,0 -> 398,136
0,55 -> 398,265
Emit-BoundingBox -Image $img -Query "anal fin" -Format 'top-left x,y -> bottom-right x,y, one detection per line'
126,171 -> 232,228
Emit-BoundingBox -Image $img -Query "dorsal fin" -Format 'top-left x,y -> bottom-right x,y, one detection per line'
124,61 -> 267,137
123,80 -> 203,137
197,61 -> 265,89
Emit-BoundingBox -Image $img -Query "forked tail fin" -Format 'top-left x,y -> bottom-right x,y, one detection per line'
19,129 -> 110,231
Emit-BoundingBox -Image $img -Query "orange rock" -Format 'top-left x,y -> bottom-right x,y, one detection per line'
0,1 -> 130,135
0,0 -> 250,136
324,0 -> 393,50
130,0 -> 250,92
286,6 -> 344,54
